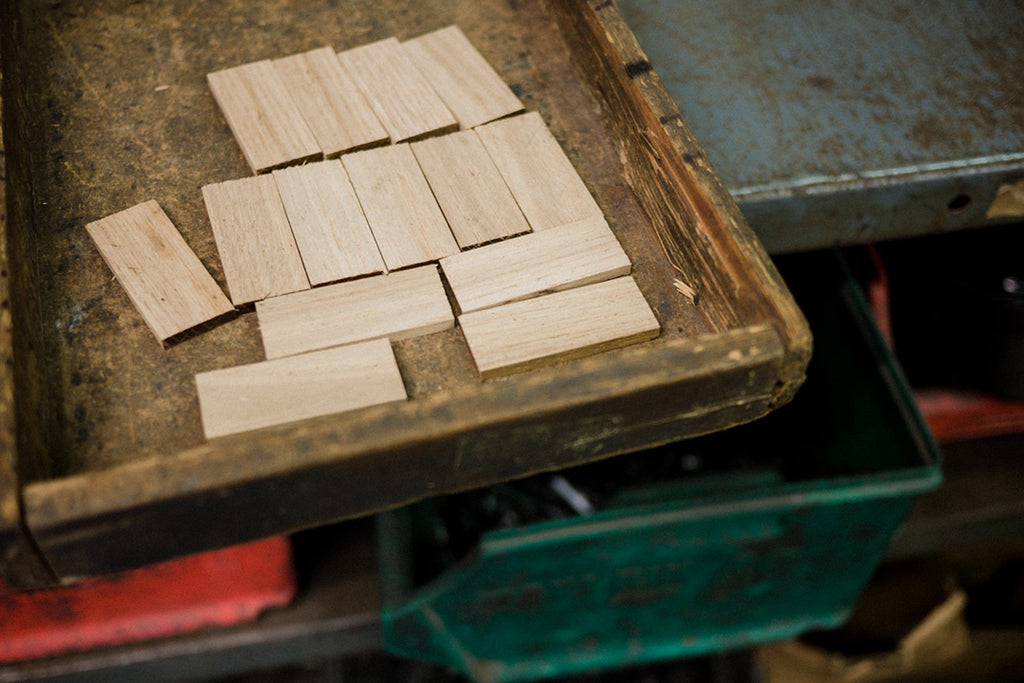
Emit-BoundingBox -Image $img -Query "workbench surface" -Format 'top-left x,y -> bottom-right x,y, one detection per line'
620,0 -> 1024,253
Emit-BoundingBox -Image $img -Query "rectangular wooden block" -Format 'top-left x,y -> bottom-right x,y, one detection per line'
201,175 -> 310,305
411,130 -> 530,249
459,276 -> 660,379
272,160 -> 385,286
195,338 -> 407,439
341,144 -> 459,270
402,25 -> 524,129
207,61 -> 321,174
272,47 -> 388,157
440,215 -> 630,313
86,200 -> 234,341
256,265 -> 454,359
475,111 -> 603,231
337,37 -> 457,143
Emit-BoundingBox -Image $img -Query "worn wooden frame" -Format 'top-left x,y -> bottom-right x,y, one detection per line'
0,0 -> 810,586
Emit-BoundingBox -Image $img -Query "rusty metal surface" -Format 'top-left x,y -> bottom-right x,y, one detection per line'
619,0 -> 1024,253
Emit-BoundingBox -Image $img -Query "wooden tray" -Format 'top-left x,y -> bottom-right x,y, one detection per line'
0,0 -> 810,586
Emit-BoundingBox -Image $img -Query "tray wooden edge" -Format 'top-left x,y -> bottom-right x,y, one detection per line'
3,0 -> 813,584
0,2 -> 60,587
552,0 -> 812,407
23,325 -> 784,581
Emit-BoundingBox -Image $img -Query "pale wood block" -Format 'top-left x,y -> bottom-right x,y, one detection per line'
440,216 -> 630,313
459,276 -> 659,379
201,175 -> 310,305
195,338 -> 406,439
411,130 -> 530,249
86,200 -> 234,341
475,112 -> 603,231
256,265 -> 454,359
272,160 -> 385,286
402,25 -> 524,130
207,60 -> 321,174
341,144 -> 459,270
336,37 -> 457,143
272,47 -> 388,157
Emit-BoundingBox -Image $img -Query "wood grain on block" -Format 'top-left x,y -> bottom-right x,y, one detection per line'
272,47 -> 388,157
272,160 -> 384,286
195,339 -> 406,439
201,175 -> 310,305
476,111 -> 603,231
459,276 -> 659,379
85,200 -> 233,341
402,25 -> 524,129
341,144 -> 459,270
256,265 -> 453,359
207,61 -> 321,173
337,37 -> 457,143
411,130 -> 530,249
441,215 -> 630,313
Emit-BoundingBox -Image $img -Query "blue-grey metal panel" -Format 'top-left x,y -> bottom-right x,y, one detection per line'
618,0 -> 1024,253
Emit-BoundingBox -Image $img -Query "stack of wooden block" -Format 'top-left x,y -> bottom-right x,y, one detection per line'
85,26 -> 660,441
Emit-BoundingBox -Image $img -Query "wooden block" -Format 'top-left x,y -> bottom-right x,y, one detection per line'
475,112 -> 603,231
341,144 -> 459,270
411,130 -> 530,249
85,200 -> 234,341
402,26 -> 524,129
272,47 -> 388,157
201,175 -> 310,305
272,160 -> 385,286
459,277 -> 659,379
336,37 -> 457,143
207,61 -> 321,174
256,265 -> 453,359
440,216 -> 630,313
195,339 -> 406,439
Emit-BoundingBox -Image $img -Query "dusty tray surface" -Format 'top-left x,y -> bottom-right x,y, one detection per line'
0,0 -> 809,584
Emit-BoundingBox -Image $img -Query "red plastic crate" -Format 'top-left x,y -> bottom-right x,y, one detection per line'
0,537 -> 296,662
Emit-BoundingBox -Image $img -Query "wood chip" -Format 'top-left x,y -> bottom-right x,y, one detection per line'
201,175 -> 310,305
207,60 -> 321,174
272,160 -> 385,286
337,37 -> 457,143
272,47 -> 388,157
85,200 -> 233,341
476,112 -> 603,231
440,216 -> 630,313
195,338 -> 407,439
459,276 -> 659,379
341,144 -> 459,270
411,130 -> 530,249
256,265 -> 454,359
402,26 -> 524,129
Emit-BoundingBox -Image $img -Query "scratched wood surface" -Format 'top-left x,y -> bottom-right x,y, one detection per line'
272,47 -> 388,158
342,143 -> 460,270
1,0 -> 809,584
201,175 -> 311,304
272,160 -> 385,285
477,111 -> 605,231
85,200 -> 234,341
441,215 -> 629,313
412,130 -> 531,248
460,276 -> 660,378
207,60 -> 321,173
338,37 -> 458,143
403,25 -> 524,129
256,265 -> 454,359
196,339 -> 407,439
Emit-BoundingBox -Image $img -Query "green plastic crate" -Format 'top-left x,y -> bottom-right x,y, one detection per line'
378,253 -> 942,682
